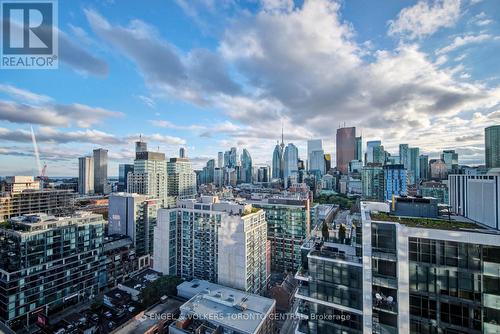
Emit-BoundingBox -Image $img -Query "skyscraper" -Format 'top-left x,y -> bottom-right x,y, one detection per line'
201,159 -> 215,184
93,148 -> 108,194
118,163 -> 134,191
486,125 -> 500,169
384,164 -> 407,200
217,151 -> 223,168
408,147 -> 420,185
154,196 -> 269,294
361,165 -> 384,201
372,145 -> 386,164
240,148 -> 253,183
366,140 -> 382,164
441,149 -> 458,171
272,130 -> 285,180
108,193 -> 159,257
307,139 -> 325,175
419,154 -> 429,181
399,144 -> 409,169
355,136 -> 363,161
226,147 -> 237,168
78,156 -> 94,195
127,140 -> 168,206
336,127 -> 356,174
324,153 -> 332,172
179,147 -> 186,158
167,152 -> 197,207
284,143 -> 299,185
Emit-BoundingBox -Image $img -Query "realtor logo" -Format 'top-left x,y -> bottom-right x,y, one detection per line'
1,0 -> 58,69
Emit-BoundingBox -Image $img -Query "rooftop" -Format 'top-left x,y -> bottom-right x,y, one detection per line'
370,212 -> 483,230
3,212 -> 104,233
174,280 -> 275,334
114,298 -> 183,334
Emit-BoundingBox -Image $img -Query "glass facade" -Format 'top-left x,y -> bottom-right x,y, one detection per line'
0,214 -> 105,330
252,200 -> 310,273
408,238 -> 500,333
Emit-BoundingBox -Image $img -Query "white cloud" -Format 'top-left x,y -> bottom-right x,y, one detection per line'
84,9 -> 241,105
0,85 -> 122,127
436,33 -> 498,54
149,119 -> 205,131
0,84 -> 52,104
388,0 -> 461,40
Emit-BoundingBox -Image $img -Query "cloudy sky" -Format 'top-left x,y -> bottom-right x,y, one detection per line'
1,0 -> 499,176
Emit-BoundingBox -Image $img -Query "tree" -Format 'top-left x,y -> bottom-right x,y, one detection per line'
139,275 -> 183,308
321,221 -> 329,241
338,224 -> 346,244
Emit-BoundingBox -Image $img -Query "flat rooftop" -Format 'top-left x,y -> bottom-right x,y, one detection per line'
174,280 -> 275,334
370,212 -> 484,231
114,298 -> 183,334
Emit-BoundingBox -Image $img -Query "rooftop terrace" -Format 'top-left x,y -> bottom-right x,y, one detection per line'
370,212 -> 483,231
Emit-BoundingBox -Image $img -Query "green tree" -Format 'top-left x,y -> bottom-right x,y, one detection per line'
321,221 -> 329,241
139,275 -> 183,308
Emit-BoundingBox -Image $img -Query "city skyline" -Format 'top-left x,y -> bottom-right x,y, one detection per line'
1,0 -> 500,176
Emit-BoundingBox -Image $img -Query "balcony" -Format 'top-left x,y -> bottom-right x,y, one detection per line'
372,274 -> 398,289
308,249 -> 362,265
295,266 -> 310,282
484,293 -> 500,310
372,293 -> 397,314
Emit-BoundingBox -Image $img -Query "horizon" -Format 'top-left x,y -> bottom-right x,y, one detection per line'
1,0 -> 499,177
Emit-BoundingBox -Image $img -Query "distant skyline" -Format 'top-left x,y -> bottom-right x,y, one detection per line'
1,0 -> 499,176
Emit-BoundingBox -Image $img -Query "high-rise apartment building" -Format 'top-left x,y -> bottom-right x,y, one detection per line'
355,136 -> 363,162
0,176 -> 75,221
408,147 -> 420,185
108,193 -> 159,257
248,193 -> 310,273
449,169 -> 500,230
294,201 -> 500,333
485,125 -> 500,169
336,127 -> 356,174
217,151 -> 223,168
399,145 -> 420,184
284,143 -> 299,186
153,196 -> 269,294
93,148 -> 108,194
366,140 -> 382,164
419,155 -> 429,181
399,144 -> 409,169
241,148 -> 253,183
308,139 -> 325,176
167,153 -> 196,207
441,149 -> 459,171
361,165 -> 384,201
118,163 -> 134,191
127,140 -> 168,206
257,166 -> 270,183
2,176 -> 40,193
384,164 -> 407,200
200,159 -> 215,184
78,156 -> 94,195
0,212 -> 105,330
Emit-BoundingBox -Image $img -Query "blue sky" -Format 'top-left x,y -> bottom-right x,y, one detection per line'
0,0 -> 499,176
